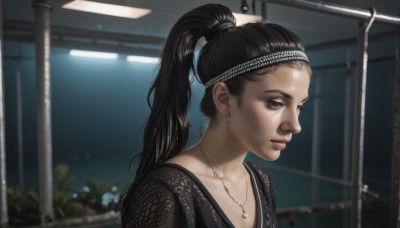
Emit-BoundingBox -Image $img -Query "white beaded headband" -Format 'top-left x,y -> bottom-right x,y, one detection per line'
204,50 -> 309,88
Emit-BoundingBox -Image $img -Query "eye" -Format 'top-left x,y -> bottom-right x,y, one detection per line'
298,105 -> 305,111
267,100 -> 284,109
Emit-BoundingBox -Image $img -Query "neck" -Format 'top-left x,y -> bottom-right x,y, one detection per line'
197,124 -> 248,178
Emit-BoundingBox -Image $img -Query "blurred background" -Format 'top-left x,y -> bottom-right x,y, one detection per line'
2,0 -> 400,227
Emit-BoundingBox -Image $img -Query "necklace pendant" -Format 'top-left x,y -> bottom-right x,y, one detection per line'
242,210 -> 248,219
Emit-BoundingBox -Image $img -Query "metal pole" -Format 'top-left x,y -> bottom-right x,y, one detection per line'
32,0 -> 54,223
311,71 -> 323,201
311,71 -> 323,228
0,0 -> 8,226
258,0 -> 400,26
261,1 -> 267,22
343,57 -> 353,228
390,28 -> 400,228
268,164 -> 352,187
351,8 -> 376,228
312,56 -> 395,71
307,30 -> 395,52
3,20 -> 395,55
16,57 -> 24,189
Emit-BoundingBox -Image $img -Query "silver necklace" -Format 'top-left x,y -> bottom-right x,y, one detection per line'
198,145 -> 249,219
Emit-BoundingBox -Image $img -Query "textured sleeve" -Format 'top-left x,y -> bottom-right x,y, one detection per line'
125,180 -> 185,228
267,171 -> 277,212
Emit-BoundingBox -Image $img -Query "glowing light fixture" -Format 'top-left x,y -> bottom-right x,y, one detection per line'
127,55 -> 159,63
232,13 -> 262,25
62,0 -> 151,19
69,50 -> 118,59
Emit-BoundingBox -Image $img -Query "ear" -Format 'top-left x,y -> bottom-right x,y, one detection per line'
212,82 -> 231,115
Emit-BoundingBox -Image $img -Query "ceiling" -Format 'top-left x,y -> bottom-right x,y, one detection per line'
2,0 -> 400,56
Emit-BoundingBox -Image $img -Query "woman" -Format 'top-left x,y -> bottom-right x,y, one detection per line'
121,3 -> 311,228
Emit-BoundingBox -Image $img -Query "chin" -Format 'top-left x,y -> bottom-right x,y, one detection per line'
252,149 -> 281,161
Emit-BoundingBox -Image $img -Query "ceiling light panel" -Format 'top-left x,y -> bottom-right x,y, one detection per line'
126,55 -> 159,63
62,0 -> 151,19
69,50 -> 118,59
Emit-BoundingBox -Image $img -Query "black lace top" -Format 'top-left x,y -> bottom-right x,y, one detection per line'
124,162 -> 278,228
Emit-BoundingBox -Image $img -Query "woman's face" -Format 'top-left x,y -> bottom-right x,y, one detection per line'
229,65 -> 310,161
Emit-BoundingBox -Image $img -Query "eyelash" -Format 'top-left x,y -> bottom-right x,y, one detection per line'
267,100 -> 306,112
267,100 -> 284,109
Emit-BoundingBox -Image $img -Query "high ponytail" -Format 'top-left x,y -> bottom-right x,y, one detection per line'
121,4 -> 236,225
135,3 -> 235,183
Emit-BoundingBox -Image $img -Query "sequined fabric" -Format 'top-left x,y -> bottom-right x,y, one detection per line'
124,162 -> 278,228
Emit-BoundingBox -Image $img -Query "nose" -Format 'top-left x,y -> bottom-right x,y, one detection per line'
280,108 -> 302,134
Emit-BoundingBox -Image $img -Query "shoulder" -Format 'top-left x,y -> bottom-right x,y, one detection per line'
129,165 -> 186,208
151,163 -> 198,188
133,164 -> 200,204
124,165 -> 195,227
136,164 -> 196,195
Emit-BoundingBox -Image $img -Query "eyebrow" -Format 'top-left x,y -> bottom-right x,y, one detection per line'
263,89 -> 309,102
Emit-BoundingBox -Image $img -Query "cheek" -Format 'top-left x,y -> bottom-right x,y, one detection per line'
233,102 -> 276,139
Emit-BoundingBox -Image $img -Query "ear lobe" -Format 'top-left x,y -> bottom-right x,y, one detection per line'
212,82 -> 231,115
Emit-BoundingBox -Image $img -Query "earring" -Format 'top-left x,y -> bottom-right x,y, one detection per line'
225,110 -> 231,126
225,116 -> 230,125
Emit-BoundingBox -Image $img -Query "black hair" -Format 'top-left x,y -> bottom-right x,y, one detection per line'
199,22 -> 310,117
120,4 -> 309,225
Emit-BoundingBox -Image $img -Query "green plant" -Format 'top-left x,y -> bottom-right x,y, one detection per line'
7,186 -> 25,214
7,163 -> 123,226
55,164 -> 75,193
7,186 -> 39,226
53,163 -> 84,219
77,179 -> 117,212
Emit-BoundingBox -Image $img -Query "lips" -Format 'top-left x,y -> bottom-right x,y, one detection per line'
271,139 -> 289,150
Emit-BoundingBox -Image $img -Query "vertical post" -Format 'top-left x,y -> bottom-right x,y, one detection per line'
261,1 -> 267,22
16,58 -> 24,189
343,58 -> 353,228
351,8 -> 376,228
32,0 -> 54,223
311,71 -> 323,228
0,0 -> 8,225
389,28 -> 400,228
